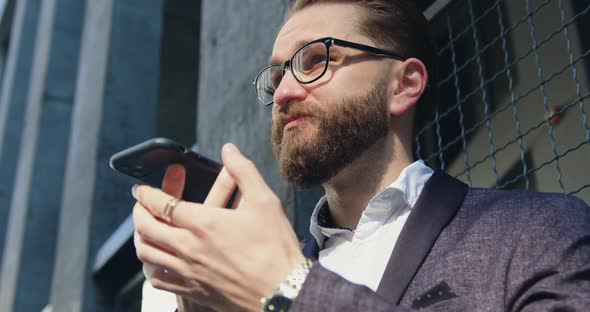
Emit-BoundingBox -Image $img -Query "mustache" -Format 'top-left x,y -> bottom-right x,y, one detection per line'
273,101 -> 321,128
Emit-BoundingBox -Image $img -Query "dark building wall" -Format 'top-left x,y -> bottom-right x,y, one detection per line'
13,0 -> 85,310
82,0 -> 164,311
197,1 -> 325,237
156,0 -> 201,146
0,0 -> 40,266
196,1 -> 322,235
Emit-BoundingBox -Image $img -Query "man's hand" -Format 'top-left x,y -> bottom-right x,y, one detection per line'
133,143 -> 305,311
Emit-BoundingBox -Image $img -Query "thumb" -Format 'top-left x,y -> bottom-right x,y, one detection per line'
161,164 -> 186,199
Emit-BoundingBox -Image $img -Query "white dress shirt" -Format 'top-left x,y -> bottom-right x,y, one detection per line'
141,280 -> 177,312
309,160 -> 434,291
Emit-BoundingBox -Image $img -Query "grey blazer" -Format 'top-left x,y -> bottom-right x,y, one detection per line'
293,171 -> 590,311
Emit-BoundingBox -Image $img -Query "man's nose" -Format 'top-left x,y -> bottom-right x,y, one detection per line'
273,70 -> 307,108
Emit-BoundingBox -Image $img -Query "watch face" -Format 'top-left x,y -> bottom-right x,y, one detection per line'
264,295 -> 293,312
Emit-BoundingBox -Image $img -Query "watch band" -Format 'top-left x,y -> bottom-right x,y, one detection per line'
261,259 -> 314,312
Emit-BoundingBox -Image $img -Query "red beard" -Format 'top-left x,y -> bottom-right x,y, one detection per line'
271,79 -> 390,188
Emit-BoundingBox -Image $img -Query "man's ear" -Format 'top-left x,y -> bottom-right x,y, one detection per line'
389,58 -> 428,116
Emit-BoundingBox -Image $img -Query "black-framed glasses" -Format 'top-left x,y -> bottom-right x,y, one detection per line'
252,37 -> 406,106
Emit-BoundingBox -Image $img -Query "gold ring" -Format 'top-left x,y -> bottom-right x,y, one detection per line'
162,197 -> 181,223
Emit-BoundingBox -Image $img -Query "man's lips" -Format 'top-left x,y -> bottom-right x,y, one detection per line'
283,114 -> 312,131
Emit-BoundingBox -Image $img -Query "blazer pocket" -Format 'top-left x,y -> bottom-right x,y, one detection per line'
411,281 -> 458,309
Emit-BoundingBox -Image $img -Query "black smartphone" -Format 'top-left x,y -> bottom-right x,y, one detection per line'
110,137 -> 221,202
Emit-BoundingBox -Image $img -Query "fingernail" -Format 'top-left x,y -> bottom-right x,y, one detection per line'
131,184 -> 138,199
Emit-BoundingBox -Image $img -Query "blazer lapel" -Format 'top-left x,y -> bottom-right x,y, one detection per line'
376,170 -> 468,304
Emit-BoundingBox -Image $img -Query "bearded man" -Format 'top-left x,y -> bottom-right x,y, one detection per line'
131,1 -> 590,311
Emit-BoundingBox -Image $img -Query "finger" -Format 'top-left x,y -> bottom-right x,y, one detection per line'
135,233 -> 166,278
221,143 -> 272,198
230,190 -> 242,209
133,201 -> 195,257
150,280 -> 191,302
150,267 -> 188,292
136,236 -> 210,299
133,184 -> 193,224
203,167 -> 237,208
150,270 -> 213,308
133,185 -> 225,231
142,262 -> 157,279
175,298 -> 217,312
162,164 -> 186,199
134,233 -> 187,281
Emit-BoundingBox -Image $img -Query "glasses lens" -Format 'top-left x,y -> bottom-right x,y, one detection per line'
292,41 -> 328,83
256,65 -> 282,105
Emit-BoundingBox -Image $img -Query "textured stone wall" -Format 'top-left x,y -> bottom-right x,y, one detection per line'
197,0 -> 297,218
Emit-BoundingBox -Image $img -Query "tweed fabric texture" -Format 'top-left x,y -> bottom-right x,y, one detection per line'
293,188 -> 590,311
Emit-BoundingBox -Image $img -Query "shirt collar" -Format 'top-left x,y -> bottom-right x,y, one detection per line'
309,160 -> 434,247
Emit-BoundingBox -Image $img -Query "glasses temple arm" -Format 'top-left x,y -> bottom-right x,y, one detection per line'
331,38 -> 406,61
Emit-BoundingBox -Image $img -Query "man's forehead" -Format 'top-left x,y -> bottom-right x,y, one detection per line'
269,2 -> 361,64
269,37 -> 318,64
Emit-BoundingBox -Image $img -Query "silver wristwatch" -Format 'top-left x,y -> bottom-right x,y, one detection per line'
261,259 -> 314,312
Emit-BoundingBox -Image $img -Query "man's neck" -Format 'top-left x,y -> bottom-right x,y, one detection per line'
322,135 -> 413,230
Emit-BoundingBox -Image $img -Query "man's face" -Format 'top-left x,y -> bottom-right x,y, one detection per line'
270,3 -> 392,188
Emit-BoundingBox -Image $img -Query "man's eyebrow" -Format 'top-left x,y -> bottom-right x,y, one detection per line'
268,38 -> 315,65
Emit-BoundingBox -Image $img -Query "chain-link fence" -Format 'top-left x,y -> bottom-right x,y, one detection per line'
415,0 -> 590,202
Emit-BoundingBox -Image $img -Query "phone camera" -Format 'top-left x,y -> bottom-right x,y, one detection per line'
131,165 -> 147,177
